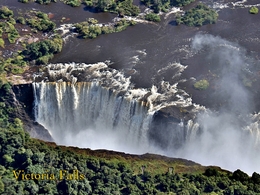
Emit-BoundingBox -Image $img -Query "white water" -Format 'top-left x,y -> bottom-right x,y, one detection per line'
33,81 -> 158,154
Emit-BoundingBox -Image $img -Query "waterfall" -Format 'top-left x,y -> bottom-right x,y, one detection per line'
33,81 -> 156,154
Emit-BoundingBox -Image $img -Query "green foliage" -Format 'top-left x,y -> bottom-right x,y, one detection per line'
117,0 -> 140,16
194,79 -> 209,90
63,0 -> 82,7
249,6 -> 259,14
35,0 -> 57,4
16,17 -> 26,25
204,167 -> 219,177
232,169 -> 249,183
74,18 -> 135,39
176,3 -> 218,26
145,13 -> 161,22
23,37 -> 63,64
0,6 -> 14,19
27,11 -> 56,32
18,0 -> 30,3
0,55 -> 27,75
141,0 -> 194,13
0,38 -> 4,48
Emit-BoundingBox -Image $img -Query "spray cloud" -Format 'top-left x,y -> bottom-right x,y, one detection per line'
176,34 -> 260,174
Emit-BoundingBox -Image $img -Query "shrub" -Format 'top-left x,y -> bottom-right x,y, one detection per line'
194,79 -> 209,90
176,3 -> 218,26
16,17 -> 26,25
249,6 -> 259,14
0,6 -> 13,19
18,0 -> 29,3
145,13 -> 161,22
0,38 -> 4,48
65,0 -> 82,7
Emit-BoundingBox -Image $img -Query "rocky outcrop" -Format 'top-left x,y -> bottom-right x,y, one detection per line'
12,84 -> 53,142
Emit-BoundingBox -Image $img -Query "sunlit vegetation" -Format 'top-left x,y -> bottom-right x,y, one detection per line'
62,0 -> 81,7
18,0 -> 30,3
26,11 -> 56,32
74,18 -> 136,39
36,0 -> 57,4
0,6 -> 14,19
194,79 -> 209,90
0,56 -> 27,75
16,16 -> 26,25
23,36 -> 63,64
249,6 -> 259,14
145,13 -> 161,22
176,3 -> 218,26
0,38 -> 4,48
0,22 -> 20,44
141,0 -> 194,13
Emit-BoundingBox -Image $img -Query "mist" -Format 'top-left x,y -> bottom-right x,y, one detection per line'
175,34 -> 260,174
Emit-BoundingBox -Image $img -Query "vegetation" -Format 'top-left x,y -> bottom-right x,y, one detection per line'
117,0 -> 140,16
18,0 -> 30,3
0,21 -> 20,44
23,36 -> 63,64
26,11 -> 56,32
36,0 -> 57,4
16,16 -> 26,25
0,6 -> 14,19
62,0 -> 82,7
176,3 -> 218,26
249,6 -> 259,14
74,18 -> 136,39
194,79 -> 209,90
141,0 -> 194,13
145,13 -> 161,22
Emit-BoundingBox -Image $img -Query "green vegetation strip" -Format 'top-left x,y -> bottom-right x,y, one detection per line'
73,18 -> 136,39
176,3 -> 218,26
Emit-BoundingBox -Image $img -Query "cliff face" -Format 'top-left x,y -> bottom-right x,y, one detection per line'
12,84 -> 53,142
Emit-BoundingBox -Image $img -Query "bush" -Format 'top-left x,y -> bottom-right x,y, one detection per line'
117,0 -> 140,16
0,38 -> 4,48
0,6 -> 13,19
16,17 -> 26,25
249,6 -> 259,14
35,0 -> 56,4
145,13 -> 161,22
18,0 -> 29,3
194,79 -> 209,90
141,0 -> 194,13
65,0 -> 81,7
176,3 -> 218,26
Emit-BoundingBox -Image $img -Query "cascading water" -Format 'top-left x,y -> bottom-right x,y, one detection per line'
33,81 -> 155,154
32,61 -> 197,155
